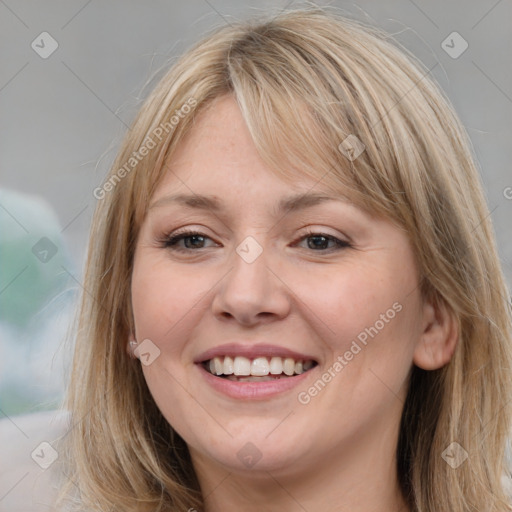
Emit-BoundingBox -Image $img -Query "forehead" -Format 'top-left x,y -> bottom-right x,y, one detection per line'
153,95 -> 347,202
164,95 -> 271,180
145,92 -> 390,228
155,96 -> 312,190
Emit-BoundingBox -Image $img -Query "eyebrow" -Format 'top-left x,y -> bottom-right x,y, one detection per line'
149,192 -> 352,216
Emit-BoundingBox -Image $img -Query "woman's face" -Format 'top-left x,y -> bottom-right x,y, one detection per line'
131,95 -> 429,478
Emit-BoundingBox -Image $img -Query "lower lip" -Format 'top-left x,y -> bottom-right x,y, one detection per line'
196,364 -> 315,400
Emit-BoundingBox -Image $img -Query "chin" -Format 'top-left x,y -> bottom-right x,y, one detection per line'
194,439 -> 308,475
184,418 -> 320,477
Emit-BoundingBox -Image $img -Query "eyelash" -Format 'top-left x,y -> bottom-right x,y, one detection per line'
160,229 -> 352,253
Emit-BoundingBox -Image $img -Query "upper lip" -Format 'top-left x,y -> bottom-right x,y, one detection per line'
194,343 -> 318,364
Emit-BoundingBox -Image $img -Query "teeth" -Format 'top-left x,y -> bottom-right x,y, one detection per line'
251,357 -> 270,376
303,360 -> 314,371
283,357 -> 295,376
233,356 -> 251,376
269,356 -> 283,375
205,355 -> 316,377
227,375 -> 277,382
223,356 -> 234,375
213,357 -> 223,376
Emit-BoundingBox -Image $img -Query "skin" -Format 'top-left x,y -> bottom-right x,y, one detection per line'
130,95 -> 458,511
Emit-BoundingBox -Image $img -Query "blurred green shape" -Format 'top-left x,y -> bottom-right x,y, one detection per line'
0,188 -> 73,329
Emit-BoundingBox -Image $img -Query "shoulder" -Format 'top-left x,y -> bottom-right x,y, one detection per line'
0,409 -> 71,512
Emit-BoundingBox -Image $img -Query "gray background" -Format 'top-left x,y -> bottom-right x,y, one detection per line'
1,0 -> 511,419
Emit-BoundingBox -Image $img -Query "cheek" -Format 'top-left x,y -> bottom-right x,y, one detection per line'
131,260 -> 206,431
304,260 -> 422,389
292,263 -> 405,347
131,259 -> 199,354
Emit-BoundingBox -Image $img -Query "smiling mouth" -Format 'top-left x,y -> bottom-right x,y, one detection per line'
202,355 -> 318,382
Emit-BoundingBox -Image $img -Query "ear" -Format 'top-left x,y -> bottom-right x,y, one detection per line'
413,295 -> 459,370
127,337 -> 139,359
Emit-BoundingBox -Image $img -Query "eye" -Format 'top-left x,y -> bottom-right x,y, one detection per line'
162,230 -> 218,251
160,229 -> 351,253
294,231 -> 351,252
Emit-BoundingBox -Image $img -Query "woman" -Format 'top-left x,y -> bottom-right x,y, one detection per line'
58,6 -> 512,511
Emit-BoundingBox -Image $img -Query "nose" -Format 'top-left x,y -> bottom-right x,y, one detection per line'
211,238 -> 291,326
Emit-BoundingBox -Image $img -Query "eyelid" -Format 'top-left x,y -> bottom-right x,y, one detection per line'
297,226 -> 351,242
160,228 -> 219,249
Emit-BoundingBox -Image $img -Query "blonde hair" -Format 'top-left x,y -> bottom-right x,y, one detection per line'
58,6 -> 512,511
